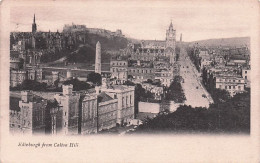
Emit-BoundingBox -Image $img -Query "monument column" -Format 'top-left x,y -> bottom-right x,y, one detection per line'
95,41 -> 101,74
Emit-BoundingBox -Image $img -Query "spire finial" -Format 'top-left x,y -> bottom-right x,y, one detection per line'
170,19 -> 173,28
33,14 -> 35,23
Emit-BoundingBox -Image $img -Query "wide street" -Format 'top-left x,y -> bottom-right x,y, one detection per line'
178,47 -> 213,108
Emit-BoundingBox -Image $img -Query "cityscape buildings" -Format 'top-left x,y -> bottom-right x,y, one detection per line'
9,14 -> 250,135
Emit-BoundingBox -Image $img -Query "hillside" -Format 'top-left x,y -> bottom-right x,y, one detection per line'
189,37 -> 250,47
86,33 -> 128,51
66,44 -> 111,64
42,32 -> 128,64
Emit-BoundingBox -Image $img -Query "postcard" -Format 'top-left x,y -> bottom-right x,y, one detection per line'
1,0 -> 259,162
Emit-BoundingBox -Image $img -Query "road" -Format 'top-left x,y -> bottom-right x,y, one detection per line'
178,47 -> 213,108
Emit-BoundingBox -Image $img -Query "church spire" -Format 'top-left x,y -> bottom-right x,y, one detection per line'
170,19 -> 173,28
32,14 -> 37,33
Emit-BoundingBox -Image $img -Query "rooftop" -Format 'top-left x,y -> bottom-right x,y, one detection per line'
98,92 -> 114,103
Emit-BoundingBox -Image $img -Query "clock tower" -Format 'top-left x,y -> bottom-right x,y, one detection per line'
166,21 -> 176,49
165,21 -> 176,64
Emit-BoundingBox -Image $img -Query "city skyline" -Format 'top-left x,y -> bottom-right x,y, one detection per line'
10,0 -> 253,42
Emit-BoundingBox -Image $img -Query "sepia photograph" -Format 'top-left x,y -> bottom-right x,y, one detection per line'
1,0 -> 259,162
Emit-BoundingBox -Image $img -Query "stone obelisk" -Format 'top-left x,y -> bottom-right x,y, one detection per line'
95,41 -> 101,74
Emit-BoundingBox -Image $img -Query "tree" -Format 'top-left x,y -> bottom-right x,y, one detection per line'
63,78 -> 92,91
20,79 -> 47,91
87,72 -> 102,86
133,91 -> 250,134
211,88 -> 230,104
123,80 -> 135,86
165,76 -> 186,103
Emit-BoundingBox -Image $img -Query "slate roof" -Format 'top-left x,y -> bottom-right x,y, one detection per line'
98,92 -> 114,103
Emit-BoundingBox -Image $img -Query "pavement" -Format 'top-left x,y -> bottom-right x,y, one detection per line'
178,47 -> 213,108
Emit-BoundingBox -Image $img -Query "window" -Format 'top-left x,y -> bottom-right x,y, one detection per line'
233,86 -> 235,89
225,86 -> 227,89
245,71 -> 247,74
229,86 -> 231,89
245,76 -> 247,79
219,85 -> 222,88
64,112 -> 66,116
238,86 -> 241,90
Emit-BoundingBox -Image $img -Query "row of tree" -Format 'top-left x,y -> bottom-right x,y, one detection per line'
165,76 -> 186,103
186,47 -> 201,72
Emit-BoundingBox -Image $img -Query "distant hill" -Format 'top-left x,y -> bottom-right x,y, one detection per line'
189,37 -> 250,47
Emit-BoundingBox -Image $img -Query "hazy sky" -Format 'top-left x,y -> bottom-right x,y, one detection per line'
10,0 -> 255,42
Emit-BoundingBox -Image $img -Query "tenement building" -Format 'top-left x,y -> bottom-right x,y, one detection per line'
215,74 -> 245,97
110,58 -> 128,84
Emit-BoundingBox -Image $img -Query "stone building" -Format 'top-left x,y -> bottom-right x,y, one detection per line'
100,79 -> 135,126
154,69 -> 174,87
10,91 -> 47,135
128,22 -> 176,64
10,70 -> 27,87
47,102 -> 63,135
27,66 -> 43,82
215,75 -> 245,96
241,67 -> 250,87
128,67 -> 155,82
121,22 -> 177,85
110,59 -> 128,84
97,92 -> 118,131
10,58 -> 20,70
54,85 -> 80,135
80,93 -> 98,134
